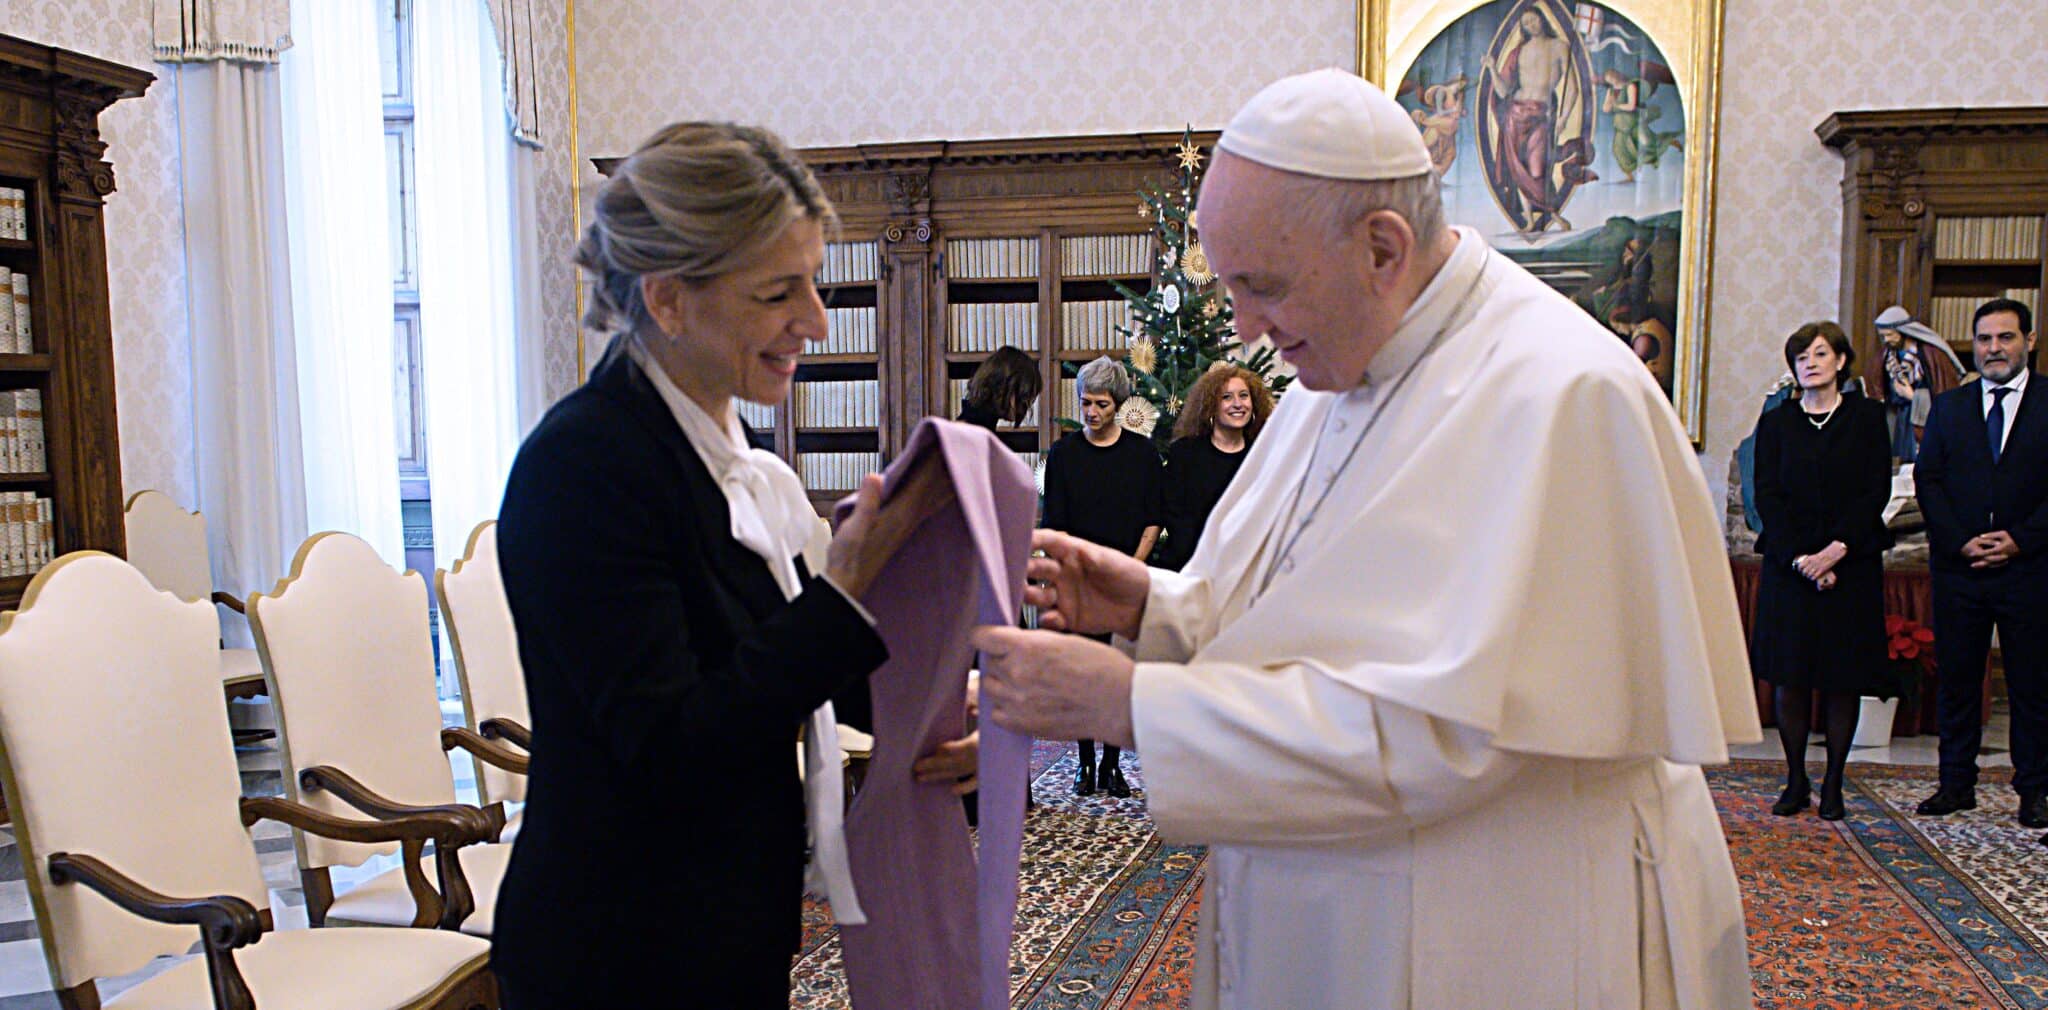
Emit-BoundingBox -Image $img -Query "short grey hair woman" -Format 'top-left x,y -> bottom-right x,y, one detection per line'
1077,354 -> 1133,405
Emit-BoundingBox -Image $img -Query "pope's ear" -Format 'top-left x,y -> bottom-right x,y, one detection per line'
1356,209 -> 1418,280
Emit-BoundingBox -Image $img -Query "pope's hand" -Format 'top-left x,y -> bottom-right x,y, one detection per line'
1025,530 -> 1151,639
973,626 -> 1136,749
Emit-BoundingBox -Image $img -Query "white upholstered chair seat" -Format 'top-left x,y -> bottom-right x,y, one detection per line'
324,841 -> 512,937
220,646 -> 265,687
103,927 -> 490,1010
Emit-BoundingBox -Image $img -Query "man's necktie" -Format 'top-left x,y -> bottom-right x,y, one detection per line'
1988,386 -> 2012,464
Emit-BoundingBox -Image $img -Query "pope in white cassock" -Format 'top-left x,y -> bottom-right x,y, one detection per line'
976,69 -> 1762,1009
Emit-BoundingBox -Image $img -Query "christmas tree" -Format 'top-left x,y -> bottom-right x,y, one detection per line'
1086,127 -> 1291,451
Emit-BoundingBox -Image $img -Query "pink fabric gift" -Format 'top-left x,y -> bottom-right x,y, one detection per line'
833,418 -> 1037,1010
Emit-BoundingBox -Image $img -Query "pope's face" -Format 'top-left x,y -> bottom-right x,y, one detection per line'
1198,154 -> 1391,391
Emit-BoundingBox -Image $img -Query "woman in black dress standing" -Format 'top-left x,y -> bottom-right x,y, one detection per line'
1750,320 -> 1893,820
1042,356 -> 1162,797
1160,363 -> 1273,570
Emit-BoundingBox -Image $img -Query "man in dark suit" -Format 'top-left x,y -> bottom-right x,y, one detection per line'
1912,297 -> 2047,827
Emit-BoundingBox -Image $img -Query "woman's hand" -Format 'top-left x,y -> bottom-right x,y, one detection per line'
913,732 -> 979,795
1795,540 -> 1848,583
826,458 -> 955,599
1026,530 -> 1152,639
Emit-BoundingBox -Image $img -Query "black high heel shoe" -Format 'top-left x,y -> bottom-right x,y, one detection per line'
1771,780 -> 1811,816
1073,761 -> 1096,796
1818,781 -> 1846,821
1100,761 -> 1131,798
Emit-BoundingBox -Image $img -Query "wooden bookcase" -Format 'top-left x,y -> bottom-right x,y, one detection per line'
598,131 -> 1211,512
1820,108 -> 2048,388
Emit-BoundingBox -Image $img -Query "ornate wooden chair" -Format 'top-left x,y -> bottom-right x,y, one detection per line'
122,492 -> 269,717
434,522 -> 532,841
0,552 -> 496,1010
249,533 -> 523,937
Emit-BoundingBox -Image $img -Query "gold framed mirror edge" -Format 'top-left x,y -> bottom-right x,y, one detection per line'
1358,0 -> 1727,445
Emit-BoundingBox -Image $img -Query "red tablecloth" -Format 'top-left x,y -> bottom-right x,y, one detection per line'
1729,557 -> 1988,736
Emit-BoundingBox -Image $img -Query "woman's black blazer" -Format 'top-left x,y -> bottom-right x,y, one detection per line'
490,348 -> 886,1001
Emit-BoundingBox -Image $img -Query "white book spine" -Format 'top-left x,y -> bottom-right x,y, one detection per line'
0,267 -> 12,352
11,274 -> 28,350
37,496 -> 53,569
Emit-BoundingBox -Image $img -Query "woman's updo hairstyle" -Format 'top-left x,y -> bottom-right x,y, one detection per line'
576,122 -> 837,340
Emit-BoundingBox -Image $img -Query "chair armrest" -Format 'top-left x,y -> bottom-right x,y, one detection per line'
478,717 -> 531,750
286,769 -> 493,931
210,591 -> 247,615
440,727 -> 530,775
239,795 -> 489,848
296,765 -> 491,832
48,852 -> 260,1010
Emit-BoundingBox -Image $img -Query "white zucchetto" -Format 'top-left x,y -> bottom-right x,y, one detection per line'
1217,68 -> 1434,181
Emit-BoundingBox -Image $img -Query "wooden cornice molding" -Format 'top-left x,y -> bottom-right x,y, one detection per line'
0,35 -> 153,199
1818,106 -> 2048,149
593,128 -> 1223,179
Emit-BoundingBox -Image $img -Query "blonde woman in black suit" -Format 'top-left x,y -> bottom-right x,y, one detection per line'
493,123 -> 968,1006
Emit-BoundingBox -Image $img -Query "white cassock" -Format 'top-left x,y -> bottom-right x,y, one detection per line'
1127,227 -> 1763,1010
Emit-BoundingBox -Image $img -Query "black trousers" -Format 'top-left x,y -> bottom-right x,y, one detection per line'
1932,568 -> 2048,795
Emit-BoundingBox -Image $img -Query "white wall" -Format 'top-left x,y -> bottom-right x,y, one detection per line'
1701,0 -> 2048,504
17,0 -> 2047,524
5,0 -> 195,505
575,0 -> 2048,515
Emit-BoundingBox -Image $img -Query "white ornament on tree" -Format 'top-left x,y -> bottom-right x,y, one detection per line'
1159,284 -> 1182,313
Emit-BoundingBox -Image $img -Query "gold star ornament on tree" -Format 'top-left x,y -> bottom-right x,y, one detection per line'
1175,138 -> 1205,172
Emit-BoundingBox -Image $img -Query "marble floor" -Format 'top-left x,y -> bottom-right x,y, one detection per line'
0,704 -> 2019,1007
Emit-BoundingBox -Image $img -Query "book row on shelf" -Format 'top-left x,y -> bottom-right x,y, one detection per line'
0,267 -> 32,353
949,303 -> 1040,353
946,237 -> 1040,281
1934,216 -> 2044,261
797,450 -> 1042,494
736,398 -> 777,430
0,390 -> 44,473
0,492 -> 53,578
1060,300 -> 1139,353
818,241 -> 879,286
821,306 -> 879,355
0,188 -> 27,240
1929,290 -> 2041,343
947,379 -> 1042,428
1058,234 -> 1152,277
794,379 -> 881,428
798,452 -> 885,493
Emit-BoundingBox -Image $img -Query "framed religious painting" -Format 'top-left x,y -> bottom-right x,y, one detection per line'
1360,0 -> 1724,441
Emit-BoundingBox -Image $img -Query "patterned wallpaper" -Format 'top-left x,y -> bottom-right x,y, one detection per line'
10,0 -> 2045,516
1701,0 -> 2048,503
4,0 -> 195,505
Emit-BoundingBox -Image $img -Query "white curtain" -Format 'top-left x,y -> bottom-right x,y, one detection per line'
153,0 -> 293,63
175,60 -> 305,646
481,0 -> 543,147
512,143 -> 550,431
413,0 -> 524,584
278,0 -> 405,568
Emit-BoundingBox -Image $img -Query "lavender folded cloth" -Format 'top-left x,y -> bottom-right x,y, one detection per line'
834,419 -> 1037,1010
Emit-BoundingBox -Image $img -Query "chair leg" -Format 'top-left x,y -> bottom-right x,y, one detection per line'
300,867 -> 334,927
55,983 -> 101,1010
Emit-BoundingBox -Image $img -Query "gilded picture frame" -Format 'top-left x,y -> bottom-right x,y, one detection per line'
1360,0 -> 1724,442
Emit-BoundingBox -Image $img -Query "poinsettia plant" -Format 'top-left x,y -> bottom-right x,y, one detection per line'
1881,614 -> 1936,701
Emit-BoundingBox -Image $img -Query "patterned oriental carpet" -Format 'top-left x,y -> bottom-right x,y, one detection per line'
791,748 -> 2048,1009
